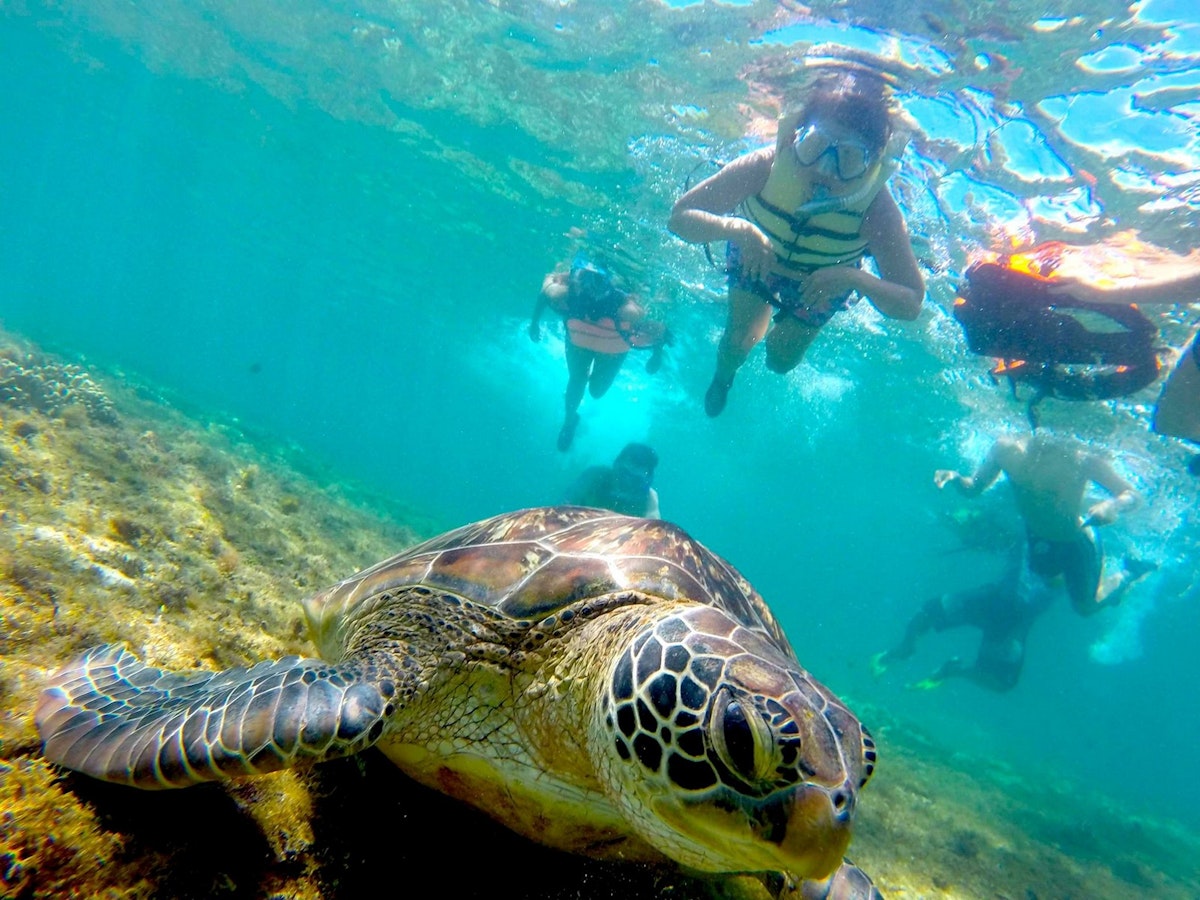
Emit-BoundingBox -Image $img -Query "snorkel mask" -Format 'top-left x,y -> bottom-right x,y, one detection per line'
792,120 -> 878,181
569,260 -> 610,294
569,258 -> 627,316
790,121 -> 908,218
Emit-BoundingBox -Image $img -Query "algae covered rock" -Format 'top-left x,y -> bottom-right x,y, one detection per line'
3,329 -> 1199,900
0,351 -> 118,426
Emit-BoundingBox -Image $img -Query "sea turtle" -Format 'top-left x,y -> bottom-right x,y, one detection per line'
36,507 -> 881,899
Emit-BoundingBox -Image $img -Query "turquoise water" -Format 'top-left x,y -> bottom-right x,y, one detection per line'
3,0 -> 1199,850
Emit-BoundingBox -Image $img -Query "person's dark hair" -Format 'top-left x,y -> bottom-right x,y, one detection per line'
615,442 -> 658,473
569,263 -> 609,297
800,68 -> 893,155
568,262 -> 625,321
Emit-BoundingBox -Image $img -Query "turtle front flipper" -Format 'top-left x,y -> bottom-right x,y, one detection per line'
36,644 -> 396,789
799,859 -> 884,900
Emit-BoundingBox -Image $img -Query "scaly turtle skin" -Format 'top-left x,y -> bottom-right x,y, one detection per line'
37,507 -> 880,897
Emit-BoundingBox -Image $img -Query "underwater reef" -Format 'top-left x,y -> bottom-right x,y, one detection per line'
0,328 -> 1197,899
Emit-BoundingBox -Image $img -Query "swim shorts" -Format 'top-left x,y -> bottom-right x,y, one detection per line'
1026,528 -> 1102,614
726,244 -> 853,328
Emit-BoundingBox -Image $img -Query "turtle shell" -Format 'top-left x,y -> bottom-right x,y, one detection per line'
303,506 -> 793,660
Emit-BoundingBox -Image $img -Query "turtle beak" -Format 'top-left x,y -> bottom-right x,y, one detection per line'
649,778 -> 854,881
764,781 -> 855,880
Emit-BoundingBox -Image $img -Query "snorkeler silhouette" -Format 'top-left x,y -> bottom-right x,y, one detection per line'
932,433 -> 1151,617
873,549 -> 1051,692
669,65 -> 924,417
530,258 -> 670,451
564,442 -> 660,518
873,433 -> 1156,692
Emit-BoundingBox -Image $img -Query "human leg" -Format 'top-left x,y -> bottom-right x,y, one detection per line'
1153,332 -> 1200,445
564,344 -> 592,414
706,286 -> 772,417
963,633 -> 1025,692
587,351 -> 627,399
1093,556 -> 1158,611
896,581 -> 1008,689
764,316 -> 823,373
1059,527 -> 1116,616
559,344 -> 592,451
872,593 -> 959,675
1154,332 -> 1200,473
1031,527 -> 1132,616
1049,526 -> 1152,614
907,656 -> 968,691
910,636 -> 1024,692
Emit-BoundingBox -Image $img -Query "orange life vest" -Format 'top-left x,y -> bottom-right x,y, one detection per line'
566,317 -> 632,354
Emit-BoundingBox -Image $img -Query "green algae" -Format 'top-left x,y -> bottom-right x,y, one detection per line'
0,757 -> 154,899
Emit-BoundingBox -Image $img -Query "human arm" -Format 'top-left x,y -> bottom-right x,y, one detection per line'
614,298 -> 670,371
530,272 -> 567,342
644,326 -> 673,374
1047,270 -> 1200,307
1080,455 -> 1140,526
934,440 -> 1008,496
668,149 -> 775,282
644,487 -> 661,519
803,189 -> 924,321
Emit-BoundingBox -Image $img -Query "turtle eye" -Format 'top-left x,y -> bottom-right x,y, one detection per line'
711,690 -> 775,786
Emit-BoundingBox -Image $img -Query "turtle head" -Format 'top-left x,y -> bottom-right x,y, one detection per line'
595,607 -> 875,882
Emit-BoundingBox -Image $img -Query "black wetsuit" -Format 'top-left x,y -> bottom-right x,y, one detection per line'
926,569 -> 1053,691
564,466 -> 650,517
887,561 -> 1053,692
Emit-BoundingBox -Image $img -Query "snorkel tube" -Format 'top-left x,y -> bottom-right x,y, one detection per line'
792,127 -> 908,219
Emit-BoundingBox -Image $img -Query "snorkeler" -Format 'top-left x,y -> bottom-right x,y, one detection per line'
934,433 -> 1152,617
872,550 -> 1052,692
874,433 -> 1156,692
564,442 -> 660,518
530,259 -> 669,451
954,234 -> 1200,466
1044,261 -> 1200,475
668,65 -> 924,417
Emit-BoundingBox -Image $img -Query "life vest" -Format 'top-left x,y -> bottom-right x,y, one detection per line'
551,261 -> 665,355
566,317 -> 632,355
566,313 -> 664,355
954,254 -> 1162,411
566,264 -> 626,321
740,135 -> 884,275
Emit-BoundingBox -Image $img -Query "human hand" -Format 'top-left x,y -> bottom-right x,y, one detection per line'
645,349 -> 663,375
801,266 -> 860,307
729,219 -> 774,283
528,320 -> 541,342
1082,499 -> 1117,527
777,109 -> 806,143
933,469 -> 962,490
